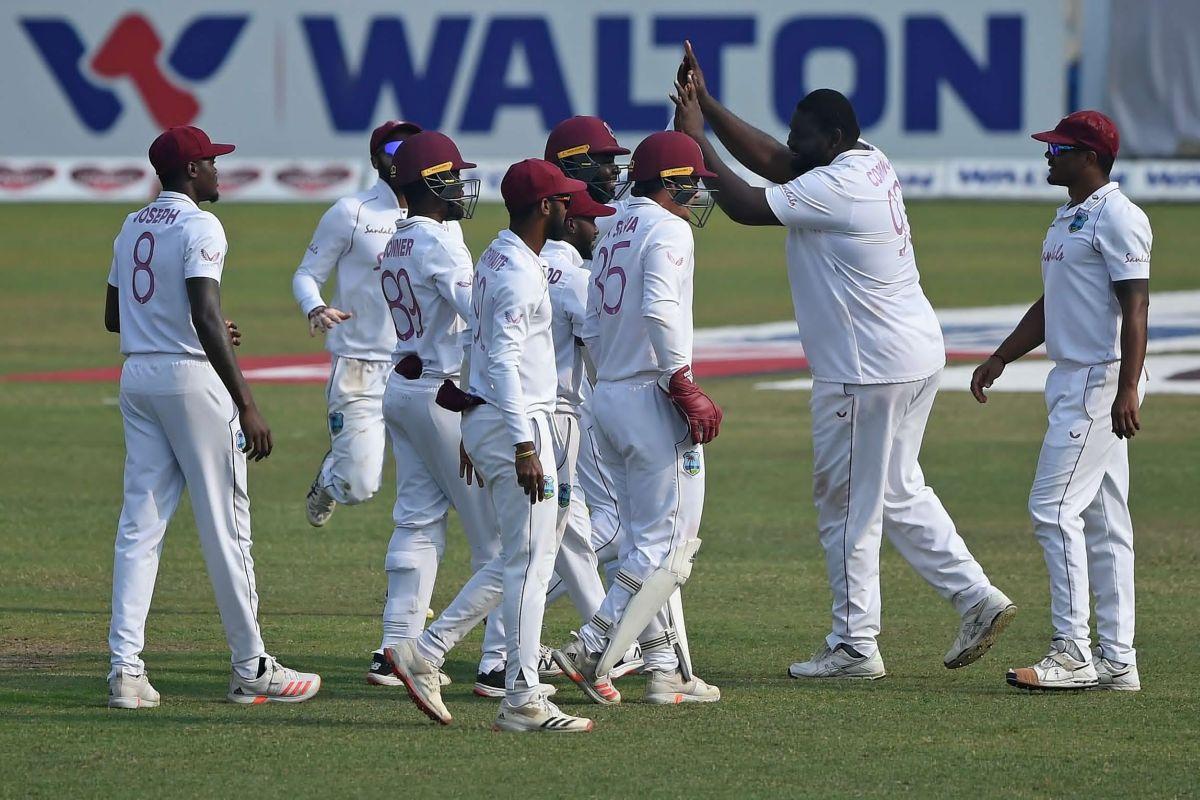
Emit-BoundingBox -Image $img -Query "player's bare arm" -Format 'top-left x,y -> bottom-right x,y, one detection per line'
187,277 -> 273,460
104,283 -> 120,332
677,40 -> 795,184
307,304 -> 352,336
1112,278 -> 1149,438
970,296 -> 1046,403
670,81 -> 779,226
514,441 -> 545,504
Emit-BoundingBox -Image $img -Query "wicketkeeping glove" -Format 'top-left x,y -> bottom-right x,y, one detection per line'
658,365 -> 722,444
435,379 -> 486,413
395,354 -> 423,380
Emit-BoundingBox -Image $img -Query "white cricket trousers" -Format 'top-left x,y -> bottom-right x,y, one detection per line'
576,403 -> 623,571
318,356 -> 390,505
416,406 -> 558,705
380,374 -> 505,672
1029,362 -> 1140,664
810,371 -> 992,655
545,411 -> 606,619
109,355 -> 266,677
579,378 -> 705,672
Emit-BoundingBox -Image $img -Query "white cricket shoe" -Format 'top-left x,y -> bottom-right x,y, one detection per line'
788,643 -> 886,680
551,632 -> 621,705
305,465 -> 336,527
610,644 -> 645,681
644,669 -> 721,704
944,588 -> 1018,669
537,644 -> 563,679
228,657 -> 321,704
108,669 -> 160,709
492,694 -> 593,733
1091,651 -> 1141,692
368,650 -> 451,687
385,640 -> 452,725
1006,640 -> 1098,691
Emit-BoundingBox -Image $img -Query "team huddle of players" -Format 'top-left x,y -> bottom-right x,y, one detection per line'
104,45 -> 1150,726
297,116 -> 722,732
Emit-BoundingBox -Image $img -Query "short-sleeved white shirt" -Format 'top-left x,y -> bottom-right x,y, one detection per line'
542,238 -> 591,412
764,143 -> 945,385
467,229 -> 557,445
583,197 -> 695,382
380,216 -> 475,379
1041,182 -> 1152,365
107,191 -> 227,357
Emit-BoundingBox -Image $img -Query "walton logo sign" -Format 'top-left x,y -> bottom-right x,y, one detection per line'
22,13 -> 247,131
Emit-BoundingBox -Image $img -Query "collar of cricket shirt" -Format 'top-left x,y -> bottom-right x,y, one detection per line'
1057,180 -> 1120,218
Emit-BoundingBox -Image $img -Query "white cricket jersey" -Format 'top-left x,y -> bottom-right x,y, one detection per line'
106,191 -> 227,357
583,197 -> 695,382
380,216 -> 475,379
542,238 -> 592,413
467,229 -> 557,445
764,143 -> 945,385
292,179 -> 406,361
1040,182 -> 1152,366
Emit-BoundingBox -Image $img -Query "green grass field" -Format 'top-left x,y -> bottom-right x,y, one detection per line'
1,201 -> 1197,798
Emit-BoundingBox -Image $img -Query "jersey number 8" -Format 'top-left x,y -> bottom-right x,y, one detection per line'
132,231 -> 156,304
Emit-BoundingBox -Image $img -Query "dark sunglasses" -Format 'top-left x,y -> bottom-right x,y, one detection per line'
1047,143 -> 1087,156
548,193 -> 573,208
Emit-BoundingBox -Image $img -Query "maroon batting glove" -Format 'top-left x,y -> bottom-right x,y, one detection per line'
395,354 -> 423,380
660,365 -> 723,444
435,379 -> 485,413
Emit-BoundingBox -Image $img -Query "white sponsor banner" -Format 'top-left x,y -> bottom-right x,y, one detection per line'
6,157 -> 1200,203
4,1 -> 1063,161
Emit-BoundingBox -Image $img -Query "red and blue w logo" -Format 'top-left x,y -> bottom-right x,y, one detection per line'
22,13 -> 247,132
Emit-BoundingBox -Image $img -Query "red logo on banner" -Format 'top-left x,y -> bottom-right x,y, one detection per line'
0,165 -> 55,190
70,166 -> 147,192
218,167 -> 262,193
276,166 -> 353,193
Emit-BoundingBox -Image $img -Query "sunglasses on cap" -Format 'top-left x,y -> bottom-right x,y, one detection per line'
1047,143 -> 1088,156
547,193 -> 573,208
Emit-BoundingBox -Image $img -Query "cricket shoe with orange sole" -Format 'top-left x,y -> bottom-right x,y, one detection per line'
367,650 -> 450,687
385,639 -> 452,725
228,657 -> 321,704
1006,640 -> 1098,691
644,669 -> 721,705
551,632 -> 621,705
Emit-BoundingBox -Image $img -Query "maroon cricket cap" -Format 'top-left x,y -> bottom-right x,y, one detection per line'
148,126 -> 235,174
501,158 -> 587,212
544,116 -> 630,162
628,131 -> 715,182
391,131 -> 475,185
565,189 -> 616,220
1032,110 -> 1120,159
370,119 -> 423,156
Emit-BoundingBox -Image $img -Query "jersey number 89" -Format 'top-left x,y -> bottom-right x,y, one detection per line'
381,267 -> 424,340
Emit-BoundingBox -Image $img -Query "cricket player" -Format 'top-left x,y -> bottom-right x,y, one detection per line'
368,130 -> 509,692
552,131 -> 723,706
104,126 -> 319,707
293,120 -> 422,527
388,159 -> 593,733
671,43 -> 1015,679
542,120 -> 643,660
972,111 -> 1150,692
541,188 -> 615,626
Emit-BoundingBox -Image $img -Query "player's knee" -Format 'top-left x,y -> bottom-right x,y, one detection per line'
340,475 -> 380,505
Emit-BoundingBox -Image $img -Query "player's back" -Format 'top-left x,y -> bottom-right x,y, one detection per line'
109,191 -> 227,357
542,239 -> 591,411
588,197 -> 694,382
381,216 -> 473,379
